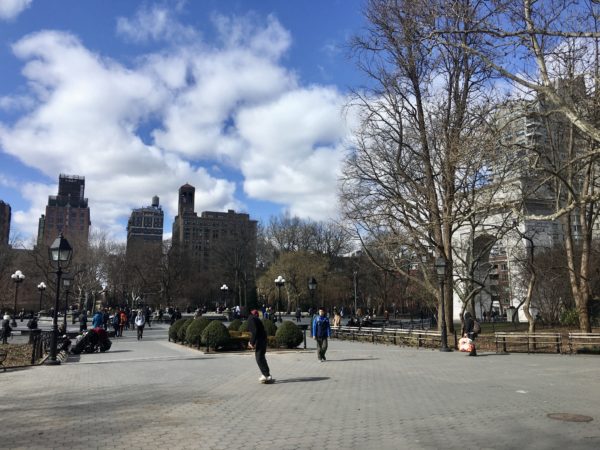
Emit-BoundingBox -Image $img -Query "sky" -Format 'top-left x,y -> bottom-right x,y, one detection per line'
0,0 -> 366,245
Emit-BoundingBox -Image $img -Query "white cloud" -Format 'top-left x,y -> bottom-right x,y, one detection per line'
0,9 -> 353,241
116,3 -> 197,44
0,0 -> 31,20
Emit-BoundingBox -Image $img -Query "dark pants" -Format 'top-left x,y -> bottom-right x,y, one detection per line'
317,337 -> 328,360
468,332 -> 477,356
254,339 -> 270,377
137,325 -> 144,340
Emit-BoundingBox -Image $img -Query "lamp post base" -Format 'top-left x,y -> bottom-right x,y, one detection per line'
439,346 -> 452,352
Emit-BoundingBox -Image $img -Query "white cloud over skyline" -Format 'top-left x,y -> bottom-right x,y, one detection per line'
0,7 -> 353,243
0,0 -> 31,20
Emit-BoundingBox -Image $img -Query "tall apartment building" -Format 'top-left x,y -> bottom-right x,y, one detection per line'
37,174 -> 91,248
0,200 -> 10,246
172,184 -> 257,302
126,195 -> 164,256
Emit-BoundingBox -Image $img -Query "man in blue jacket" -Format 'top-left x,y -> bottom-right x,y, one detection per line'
312,307 -> 331,361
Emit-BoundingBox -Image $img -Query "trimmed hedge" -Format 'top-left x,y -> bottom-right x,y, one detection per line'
228,319 -> 242,331
238,320 -> 249,332
262,319 -> 277,336
186,317 -> 212,346
169,318 -> 189,342
201,320 -> 230,349
177,318 -> 194,343
275,320 -> 303,348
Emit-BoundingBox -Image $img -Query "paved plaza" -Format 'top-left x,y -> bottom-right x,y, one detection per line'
1,324 -> 599,450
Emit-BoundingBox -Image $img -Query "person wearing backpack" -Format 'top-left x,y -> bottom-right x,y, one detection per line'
135,310 -> 146,340
463,312 -> 477,357
112,310 -> 121,337
312,307 -> 331,362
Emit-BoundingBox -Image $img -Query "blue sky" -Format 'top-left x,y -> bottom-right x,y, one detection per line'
0,0 -> 366,245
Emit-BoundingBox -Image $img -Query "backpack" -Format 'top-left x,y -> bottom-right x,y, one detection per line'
473,319 -> 481,334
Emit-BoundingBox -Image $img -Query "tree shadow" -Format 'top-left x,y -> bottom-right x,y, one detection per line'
274,376 -> 330,384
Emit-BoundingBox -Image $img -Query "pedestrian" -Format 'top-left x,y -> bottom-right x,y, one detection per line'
295,307 -> 302,323
119,310 -> 128,336
145,307 -> 152,328
247,309 -> 272,383
332,310 -> 342,328
92,310 -> 103,328
79,311 -> 88,332
112,310 -> 121,337
1,314 -> 12,344
312,307 -> 331,361
135,310 -> 146,340
102,309 -> 109,330
463,312 -> 477,357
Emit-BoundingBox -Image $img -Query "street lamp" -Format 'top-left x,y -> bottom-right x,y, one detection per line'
435,257 -> 451,352
11,270 -> 25,327
62,274 -> 73,330
274,275 -> 285,323
220,284 -> 229,309
308,277 -> 317,309
47,233 -> 73,365
37,282 -> 46,312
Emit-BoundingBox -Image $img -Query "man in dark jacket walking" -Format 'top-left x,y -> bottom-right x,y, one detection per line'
248,309 -> 272,383
312,307 -> 331,361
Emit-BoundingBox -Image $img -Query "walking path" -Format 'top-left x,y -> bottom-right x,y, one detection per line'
0,324 -> 599,449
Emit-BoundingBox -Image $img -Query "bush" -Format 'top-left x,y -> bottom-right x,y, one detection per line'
201,320 -> 230,350
228,319 -> 242,331
238,320 -> 249,332
275,321 -> 303,348
169,318 -> 188,342
262,319 -> 277,336
186,317 -> 212,346
560,308 -> 580,327
177,319 -> 194,343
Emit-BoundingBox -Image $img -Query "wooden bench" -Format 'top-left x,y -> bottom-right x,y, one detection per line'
0,349 -> 7,372
332,326 -> 443,348
568,333 -> 600,354
495,332 -> 562,354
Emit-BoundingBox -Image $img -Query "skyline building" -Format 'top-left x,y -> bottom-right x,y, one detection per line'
172,183 -> 257,305
126,195 -> 164,255
0,200 -> 10,246
37,174 -> 91,248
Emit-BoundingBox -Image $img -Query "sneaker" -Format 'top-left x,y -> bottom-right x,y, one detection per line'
259,375 -> 267,382
322,355 -> 326,361
266,375 -> 272,382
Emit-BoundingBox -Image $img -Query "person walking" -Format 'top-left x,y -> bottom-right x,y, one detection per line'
1,314 -> 12,344
112,310 -> 121,337
312,307 -> 331,361
119,310 -> 128,337
91,310 -> 103,328
135,310 -> 146,340
463,311 -> 477,357
247,309 -> 272,383
295,307 -> 302,323
79,311 -> 88,332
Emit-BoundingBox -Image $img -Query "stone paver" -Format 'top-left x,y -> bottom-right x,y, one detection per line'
1,324 -> 599,449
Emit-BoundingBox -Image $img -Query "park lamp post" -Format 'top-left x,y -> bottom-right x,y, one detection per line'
47,233 -> 73,365
37,282 -> 47,313
220,284 -> 229,309
435,257 -> 451,352
11,270 -> 25,327
308,277 -> 317,309
274,275 -> 285,323
62,274 -> 73,329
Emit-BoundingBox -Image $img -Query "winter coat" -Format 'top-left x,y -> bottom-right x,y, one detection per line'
312,315 -> 331,339
247,316 -> 266,346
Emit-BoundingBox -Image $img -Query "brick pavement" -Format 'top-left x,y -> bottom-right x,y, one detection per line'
0,324 -> 599,449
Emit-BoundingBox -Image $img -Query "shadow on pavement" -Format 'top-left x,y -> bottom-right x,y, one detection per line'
275,376 -> 329,384
330,358 -> 379,362
104,350 -> 133,353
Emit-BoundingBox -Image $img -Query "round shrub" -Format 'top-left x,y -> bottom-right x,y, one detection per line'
201,320 -> 230,350
262,319 -> 277,336
186,317 -> 212,346
275,320 -> 303,348
228,319 -> 242,331
169,318 -> 188,342
238,320 -> 249,332
177,318 -> 194,343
